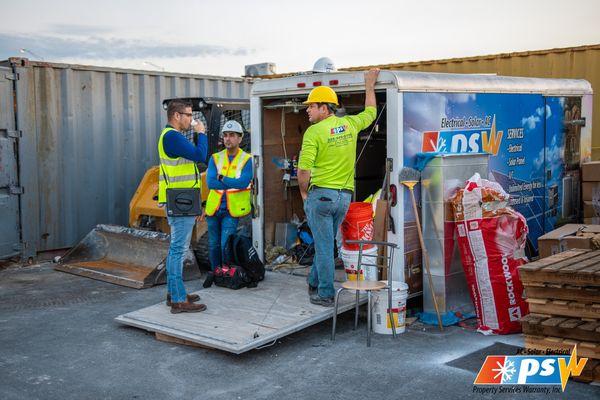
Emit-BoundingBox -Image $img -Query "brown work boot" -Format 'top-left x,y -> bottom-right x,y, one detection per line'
170,302 -> 207,314
166,293 -> 201,307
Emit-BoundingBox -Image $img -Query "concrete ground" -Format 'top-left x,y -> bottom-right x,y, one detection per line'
0,263 -> 598,400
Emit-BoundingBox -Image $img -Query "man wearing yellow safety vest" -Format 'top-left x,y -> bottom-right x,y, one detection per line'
298,68 -> 380,306
205,120 -> 253,270
158,99 -> 208,314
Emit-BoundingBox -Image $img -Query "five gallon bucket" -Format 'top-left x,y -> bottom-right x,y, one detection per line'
340,246 -> 378,281
372,281 -> 409,334
341,202 -> 374,250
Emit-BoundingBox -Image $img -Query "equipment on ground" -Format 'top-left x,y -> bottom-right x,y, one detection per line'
399,166 -> 444,332
56,97 -> 250,288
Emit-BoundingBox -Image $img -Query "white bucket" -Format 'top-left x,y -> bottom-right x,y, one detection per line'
372,281 -> 409,334
340,246 -> 378,281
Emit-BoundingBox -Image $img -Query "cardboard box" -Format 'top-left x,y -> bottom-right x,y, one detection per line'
537,224 -> 600,258
584,201 -> 600,218
582,161 -> 600,182
582,182 -> 600,201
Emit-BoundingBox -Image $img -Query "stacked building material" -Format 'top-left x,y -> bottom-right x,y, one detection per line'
519,249 -> 600,383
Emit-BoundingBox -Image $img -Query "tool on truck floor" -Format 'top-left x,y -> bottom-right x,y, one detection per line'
399,166 -> 444,332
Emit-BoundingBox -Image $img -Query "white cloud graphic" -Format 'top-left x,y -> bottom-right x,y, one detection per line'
545,104 -> 552,119
522,115 -> 541,130
536,107 -> 544,116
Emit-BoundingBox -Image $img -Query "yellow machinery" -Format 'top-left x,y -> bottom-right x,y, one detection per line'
55,97 -> 250,288
128,166 -> 209,242
55,168 -> 210,289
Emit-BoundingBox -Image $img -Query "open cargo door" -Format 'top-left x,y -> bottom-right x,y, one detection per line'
55,224 -> 199,289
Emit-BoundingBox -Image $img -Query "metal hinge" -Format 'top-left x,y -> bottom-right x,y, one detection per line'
9,186 -> 24,195
4,73 -> 19,81
7,130 -> 22,138
566,117 -> 586,127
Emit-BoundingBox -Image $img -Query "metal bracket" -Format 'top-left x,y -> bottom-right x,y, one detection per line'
9,186 -> 24,195
565,117 -> 586,127
386,157 -> 393,173
7,130 -> 22,138
4,73 -> 19,81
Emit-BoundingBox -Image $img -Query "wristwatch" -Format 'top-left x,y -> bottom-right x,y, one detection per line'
217,174 -> 224,182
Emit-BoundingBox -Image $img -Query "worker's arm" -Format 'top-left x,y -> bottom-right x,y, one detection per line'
221,159 -> 253,189
343,69 -> 380,132
364,68 -> 379,108
297,168 -> 311,200
297,128 -> 317,200
206,156 -> 227,190
163,131 -> 208,163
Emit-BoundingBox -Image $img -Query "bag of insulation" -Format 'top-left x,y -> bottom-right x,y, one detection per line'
450,173 -> 529,335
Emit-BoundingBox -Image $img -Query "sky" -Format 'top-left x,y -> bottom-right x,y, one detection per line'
1,0 -> 599,77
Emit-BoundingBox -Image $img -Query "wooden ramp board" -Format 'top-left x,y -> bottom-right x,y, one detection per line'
115,272 -> 368,354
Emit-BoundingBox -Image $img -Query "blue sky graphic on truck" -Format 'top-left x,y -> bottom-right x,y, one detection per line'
402,92 -> 574,252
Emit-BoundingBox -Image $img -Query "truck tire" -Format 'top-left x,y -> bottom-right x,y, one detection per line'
193,232 -> 211,271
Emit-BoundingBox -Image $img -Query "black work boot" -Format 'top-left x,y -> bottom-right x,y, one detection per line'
309,293 -> 334,307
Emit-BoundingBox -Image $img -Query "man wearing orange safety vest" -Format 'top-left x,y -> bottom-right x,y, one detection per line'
205,120 -> 253,270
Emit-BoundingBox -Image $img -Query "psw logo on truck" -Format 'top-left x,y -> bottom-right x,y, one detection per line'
422,128 -> 503,155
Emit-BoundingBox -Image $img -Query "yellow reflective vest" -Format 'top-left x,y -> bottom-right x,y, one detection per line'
205,149 -> 252,217
157,127 -> 200,204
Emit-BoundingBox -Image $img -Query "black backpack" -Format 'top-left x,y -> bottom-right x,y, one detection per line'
224,234 -> 265,283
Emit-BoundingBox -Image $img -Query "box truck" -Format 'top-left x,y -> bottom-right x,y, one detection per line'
249,70 -> 593,303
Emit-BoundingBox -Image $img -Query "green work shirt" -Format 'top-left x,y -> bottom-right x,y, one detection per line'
298,106 -> 377,191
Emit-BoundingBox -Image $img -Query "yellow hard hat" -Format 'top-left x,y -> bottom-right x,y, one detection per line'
303,86 -> 339,106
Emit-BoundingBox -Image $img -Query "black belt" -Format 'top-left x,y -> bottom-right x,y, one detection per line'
310,185 -> 353,195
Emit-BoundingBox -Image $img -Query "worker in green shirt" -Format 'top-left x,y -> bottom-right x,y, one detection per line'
298,68 -> 380,306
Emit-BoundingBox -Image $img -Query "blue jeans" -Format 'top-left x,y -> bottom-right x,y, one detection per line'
305,187 -> 352,299
206,208 -> 239,270
166,216 -> 196,303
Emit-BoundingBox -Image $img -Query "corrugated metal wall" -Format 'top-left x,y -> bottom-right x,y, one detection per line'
3,58 -> 251,253
342,44 -> 600,160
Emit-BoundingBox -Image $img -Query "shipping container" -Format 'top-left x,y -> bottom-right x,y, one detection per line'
341,44 -> 600,160
0,57 -> 251,261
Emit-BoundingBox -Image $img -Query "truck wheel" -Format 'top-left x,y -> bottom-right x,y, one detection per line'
193,232 -> 211,271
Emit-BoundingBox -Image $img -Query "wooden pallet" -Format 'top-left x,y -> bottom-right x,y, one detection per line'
519,249 -> 600,286
524,335 -> 600,360
526,298 -> 600,320
572,359 -> 600,384
522,313 -> 600,343
524,283 -> 600,304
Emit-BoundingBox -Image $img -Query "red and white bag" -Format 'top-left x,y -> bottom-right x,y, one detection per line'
451,173 -> 529,335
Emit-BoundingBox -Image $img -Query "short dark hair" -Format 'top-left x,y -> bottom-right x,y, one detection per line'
167,99 -> 193,119
317,102 -> 337,115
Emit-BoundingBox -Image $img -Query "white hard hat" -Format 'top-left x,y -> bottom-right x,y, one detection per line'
312,57 -> 337,73
221,120 -> 244,136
